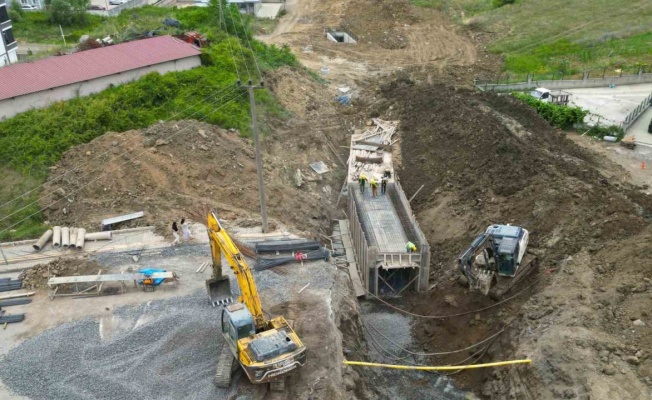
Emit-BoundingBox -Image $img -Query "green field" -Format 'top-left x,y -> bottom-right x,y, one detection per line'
412,0 -> 652,79
0,2 -> 298,240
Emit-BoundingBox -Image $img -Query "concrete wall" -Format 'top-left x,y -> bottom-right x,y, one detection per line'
477,72 -> 652,92
0,55 -> 201,120
87,0 -> 148,17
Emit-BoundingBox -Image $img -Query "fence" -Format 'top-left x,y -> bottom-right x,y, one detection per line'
622,93 -> 652,130
347,187 -> 372,295
476,69 -> 652,93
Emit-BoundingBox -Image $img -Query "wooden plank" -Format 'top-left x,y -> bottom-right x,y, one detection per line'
0,291 -> 35,300
338,220 -> 365,297
48,272 -> 175,285
101,211 -> 144,227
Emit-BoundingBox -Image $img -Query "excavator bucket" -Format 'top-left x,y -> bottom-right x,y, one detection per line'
206,276 -> 234,307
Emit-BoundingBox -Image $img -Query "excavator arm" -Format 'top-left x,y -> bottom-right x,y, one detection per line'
457,232 -> 490,286
206,211 -> 265,329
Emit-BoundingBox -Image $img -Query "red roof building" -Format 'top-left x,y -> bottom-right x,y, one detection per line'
0,35 -> 202,119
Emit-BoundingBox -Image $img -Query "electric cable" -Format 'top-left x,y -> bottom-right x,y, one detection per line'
0,89 -> 246,236
218,0 -> 241,81
0,84 -> 241,217
233,7 -> 262,82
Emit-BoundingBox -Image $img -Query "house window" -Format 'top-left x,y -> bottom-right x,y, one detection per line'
2,28 -> 15,45
0,6 -> 9,24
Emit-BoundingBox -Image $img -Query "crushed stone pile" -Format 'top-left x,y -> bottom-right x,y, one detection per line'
21,258 -> 104,290
0,291 -> 234,400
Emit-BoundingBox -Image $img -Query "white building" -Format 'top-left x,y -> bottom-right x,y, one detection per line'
0,35 -> 202,120
228,0 -> 261,15
0,0 -> 18,66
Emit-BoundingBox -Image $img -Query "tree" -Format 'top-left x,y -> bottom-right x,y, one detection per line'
49,0 -> 90,26
8,0 -> 23,22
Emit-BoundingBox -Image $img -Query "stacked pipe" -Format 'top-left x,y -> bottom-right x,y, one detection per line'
32,227 -> 112,252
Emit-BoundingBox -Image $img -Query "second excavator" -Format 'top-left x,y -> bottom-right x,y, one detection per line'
204,211 -> 306,391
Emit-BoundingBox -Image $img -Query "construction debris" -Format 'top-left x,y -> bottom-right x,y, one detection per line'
255,240 -> 321,253
309,161 -> 330,174
20,258 -> 105,290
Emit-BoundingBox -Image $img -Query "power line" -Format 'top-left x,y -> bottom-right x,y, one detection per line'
0,85 -> 240,214
0,85 -> 241,227
233,7 -> 262,83
222,2 -> 251,81
0,89 -> 246,236
218,0 -> 241,81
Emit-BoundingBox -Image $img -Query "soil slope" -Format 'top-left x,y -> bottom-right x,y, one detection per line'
379,80 -> 652,398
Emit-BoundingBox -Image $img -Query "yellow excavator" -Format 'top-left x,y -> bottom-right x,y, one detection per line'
205,211 -> 306,391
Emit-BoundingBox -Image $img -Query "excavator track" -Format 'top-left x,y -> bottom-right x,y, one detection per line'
214,345 -> 235,388
489,255 -> 539,300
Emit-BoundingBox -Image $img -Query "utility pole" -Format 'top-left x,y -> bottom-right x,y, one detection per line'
244,80 -> 268,233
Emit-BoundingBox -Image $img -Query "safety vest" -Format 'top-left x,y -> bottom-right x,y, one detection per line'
370,179 -> 377,187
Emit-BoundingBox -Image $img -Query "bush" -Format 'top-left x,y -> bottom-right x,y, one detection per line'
512,92 -> 588,129
585,124 -> 625,141
49,0 -> 89,26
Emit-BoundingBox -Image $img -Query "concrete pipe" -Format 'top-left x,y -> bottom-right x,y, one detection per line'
61,227 -> 70,248
69,228 -> 77,247
52,226 -> 62,248
75,228 -> 86,250
84,231 -> 112,241
33,229 -> 53,251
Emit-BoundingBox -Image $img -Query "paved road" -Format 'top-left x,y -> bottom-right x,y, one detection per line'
567,83 -> 652,126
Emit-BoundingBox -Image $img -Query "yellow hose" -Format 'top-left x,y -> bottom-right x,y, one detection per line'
343,359 -> 532,371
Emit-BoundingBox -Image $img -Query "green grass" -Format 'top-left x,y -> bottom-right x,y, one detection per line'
12,10 -> 104,44
0,2 -> 298,240
411,0 -> 652,77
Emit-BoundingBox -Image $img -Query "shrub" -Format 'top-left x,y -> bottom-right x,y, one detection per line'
584,124 -> 625,141
512,92 -> 588,129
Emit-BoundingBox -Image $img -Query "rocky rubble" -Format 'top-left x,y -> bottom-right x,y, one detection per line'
20,258 -> 104,290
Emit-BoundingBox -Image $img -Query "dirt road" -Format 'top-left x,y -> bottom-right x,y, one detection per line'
258,0 -> 476,81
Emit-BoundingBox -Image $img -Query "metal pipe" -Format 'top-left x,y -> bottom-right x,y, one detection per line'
84,231 -> 112,241
61,227 -> 70,248
69,228 -> 77,247
75,228 -> 86,250
52,226 -> 62,248
33,229 -> 53,251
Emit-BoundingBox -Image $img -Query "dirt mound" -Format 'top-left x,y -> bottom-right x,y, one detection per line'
21,258 -> 104,289
40,114 -> 346,238
374,80 -> 652,398
387,81 -> 651,263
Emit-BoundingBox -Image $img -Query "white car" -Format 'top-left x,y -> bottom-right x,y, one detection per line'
21,5 -> 38,10
108,0 -> 127,5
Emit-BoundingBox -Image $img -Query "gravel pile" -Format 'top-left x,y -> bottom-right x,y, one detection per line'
0,290 -> 239,400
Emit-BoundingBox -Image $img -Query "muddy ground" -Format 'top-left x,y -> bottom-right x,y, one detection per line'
21,0 -> 652,398
376,81 -> 652,398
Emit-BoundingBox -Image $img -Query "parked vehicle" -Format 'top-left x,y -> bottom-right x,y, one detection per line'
529,87 -> 571,106
108,0 -> 127,5
21,5 -> 38,10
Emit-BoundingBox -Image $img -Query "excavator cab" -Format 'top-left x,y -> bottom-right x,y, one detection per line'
496,237 -> 519,277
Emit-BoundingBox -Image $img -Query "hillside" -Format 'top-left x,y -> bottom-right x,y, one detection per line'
415,0 -> 652,80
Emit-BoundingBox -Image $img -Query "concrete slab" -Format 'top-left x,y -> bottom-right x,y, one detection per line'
353,185 -> 408,253
257,3 -> 282,18
566,83 -> 652,126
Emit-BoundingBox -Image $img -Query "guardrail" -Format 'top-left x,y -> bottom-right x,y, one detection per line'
622,93 -> 652,130
475,70 -> 652,93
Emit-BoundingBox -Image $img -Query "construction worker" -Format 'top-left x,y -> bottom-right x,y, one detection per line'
406,241 -> 417,253
381,176 -> 387,195
359,174 -> 367,193
370,177 -> 378,197
171,221 -> 180,246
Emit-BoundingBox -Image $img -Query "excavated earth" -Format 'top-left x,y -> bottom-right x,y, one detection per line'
368,79 -> 652,399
